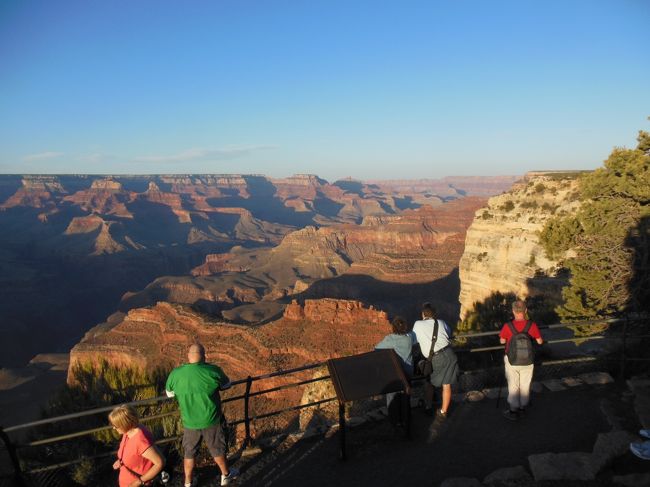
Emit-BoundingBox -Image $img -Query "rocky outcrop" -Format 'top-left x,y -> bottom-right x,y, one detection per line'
283,299 -> 389,326
0,176 -> 65,209
63,178 -> 133,217
190,197 -> 485,293
69,299 -> 391,419
458,172 -> 583,319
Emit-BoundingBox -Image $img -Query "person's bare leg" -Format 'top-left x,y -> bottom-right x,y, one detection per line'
441,384 -> 452,413
183,458 -> 194,485
214,455 -> 228,476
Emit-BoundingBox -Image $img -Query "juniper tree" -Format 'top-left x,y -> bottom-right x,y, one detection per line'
540,126 -> 650,319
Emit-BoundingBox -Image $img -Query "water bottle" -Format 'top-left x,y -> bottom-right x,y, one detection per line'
160,471 -> 170,484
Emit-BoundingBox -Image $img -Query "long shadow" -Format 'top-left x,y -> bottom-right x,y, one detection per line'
0,175 -> 24,204
312,196 -> 345,218
393,196 -> 421,211
239,383 -> 614,486
124,200 -> 192,245
625,215 -> 650,315
291,270 -> 462,327
332,180 -> 364,196
206,176 -> 318,227
0,238 -> 233,367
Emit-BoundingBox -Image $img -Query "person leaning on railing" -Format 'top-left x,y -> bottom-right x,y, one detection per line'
109,404 -> 165,487
165,342 -> 239,487
375,316 -> 416,424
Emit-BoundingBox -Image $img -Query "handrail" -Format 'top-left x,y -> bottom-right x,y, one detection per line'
6,320 -> 620,433
5,361 -> 326,433
4,314 -> 648,482
3,395 -> 173,433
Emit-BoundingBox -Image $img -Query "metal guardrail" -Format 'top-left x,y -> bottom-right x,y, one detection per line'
1,315 -> 648,486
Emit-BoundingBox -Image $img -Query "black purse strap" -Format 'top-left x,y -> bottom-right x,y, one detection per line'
426,319 -> 439,360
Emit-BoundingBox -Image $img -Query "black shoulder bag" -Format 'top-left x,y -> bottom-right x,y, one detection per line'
416,319 -> 439,377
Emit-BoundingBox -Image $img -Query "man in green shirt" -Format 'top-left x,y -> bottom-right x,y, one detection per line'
166,343 -> 239,486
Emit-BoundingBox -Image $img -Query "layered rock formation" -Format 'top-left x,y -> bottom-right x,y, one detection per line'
69,299 -> 391,416
119,197 -> 486,322
0,173 -> 514,366
458,172 -> 583,319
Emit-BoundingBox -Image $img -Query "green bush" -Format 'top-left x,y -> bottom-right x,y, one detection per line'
501,200 -> 515,212
520,200 -> 538,209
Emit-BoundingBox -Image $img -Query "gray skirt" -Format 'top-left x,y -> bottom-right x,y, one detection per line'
429,347 -> 459,387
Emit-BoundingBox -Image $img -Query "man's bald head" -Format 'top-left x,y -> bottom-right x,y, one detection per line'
187,343 -> 205,363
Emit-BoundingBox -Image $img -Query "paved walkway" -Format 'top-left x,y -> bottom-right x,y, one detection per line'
239,385 -> 614,486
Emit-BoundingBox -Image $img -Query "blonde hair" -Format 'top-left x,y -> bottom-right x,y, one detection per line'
108,404 -> 139,432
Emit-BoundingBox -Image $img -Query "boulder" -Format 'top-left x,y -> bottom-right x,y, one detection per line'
591,430 -> 638,473
483,465 -> 531,484
440,478 -> 483,487
528,451 -> 594,481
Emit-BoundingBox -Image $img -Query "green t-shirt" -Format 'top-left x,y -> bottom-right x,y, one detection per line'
165,362 -> 230,430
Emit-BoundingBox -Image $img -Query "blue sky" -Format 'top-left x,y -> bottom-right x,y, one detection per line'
1,0 -> 648,181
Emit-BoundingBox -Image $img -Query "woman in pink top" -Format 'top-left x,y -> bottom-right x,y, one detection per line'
109,405 -> 165,487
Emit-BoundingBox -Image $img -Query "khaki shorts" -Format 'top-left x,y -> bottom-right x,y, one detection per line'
182,424 -> 226,459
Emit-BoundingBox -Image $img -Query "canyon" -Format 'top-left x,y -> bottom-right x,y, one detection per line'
0,173 -> 516,368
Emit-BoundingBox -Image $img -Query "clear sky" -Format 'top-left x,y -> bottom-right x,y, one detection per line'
1,0 -> 648,181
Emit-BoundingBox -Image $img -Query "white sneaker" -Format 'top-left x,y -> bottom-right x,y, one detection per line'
221,467 -> 240,485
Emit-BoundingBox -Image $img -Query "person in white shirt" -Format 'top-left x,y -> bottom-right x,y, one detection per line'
412,302 -> 458,418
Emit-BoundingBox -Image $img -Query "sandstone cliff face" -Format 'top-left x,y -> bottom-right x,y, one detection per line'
458,172 -> 582,319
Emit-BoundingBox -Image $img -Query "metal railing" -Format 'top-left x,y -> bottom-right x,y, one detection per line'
1,314 -> 648,486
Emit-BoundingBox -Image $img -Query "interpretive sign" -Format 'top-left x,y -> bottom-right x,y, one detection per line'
327,349 -> 411,460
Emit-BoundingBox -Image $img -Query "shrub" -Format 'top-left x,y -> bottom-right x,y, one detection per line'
501,200 -> 515,212
521,200 -> 538,209
541,202 -> 557,213
535,183 -> 546,193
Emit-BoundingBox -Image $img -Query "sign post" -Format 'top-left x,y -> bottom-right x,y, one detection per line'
327,349 -> 411,460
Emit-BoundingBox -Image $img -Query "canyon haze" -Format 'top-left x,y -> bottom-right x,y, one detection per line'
0,174 -> 517,372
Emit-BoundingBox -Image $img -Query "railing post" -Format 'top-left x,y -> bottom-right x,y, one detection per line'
243,376 -> 253,448
0,427 -> 27,487
619,316 -> 628,382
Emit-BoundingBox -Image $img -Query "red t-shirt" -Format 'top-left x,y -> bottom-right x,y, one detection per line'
117,426 -> 155,487
499,319 -> 542,352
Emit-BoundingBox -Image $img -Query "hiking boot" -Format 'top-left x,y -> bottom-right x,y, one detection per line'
503,409 -> 519,421
630,442 -> 650,460
640,429 -> 650,440
221,467 -> 240,486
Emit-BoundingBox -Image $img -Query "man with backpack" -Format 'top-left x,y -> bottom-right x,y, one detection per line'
499,300 -> 543,421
